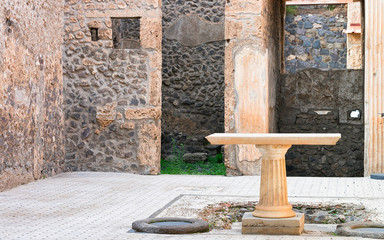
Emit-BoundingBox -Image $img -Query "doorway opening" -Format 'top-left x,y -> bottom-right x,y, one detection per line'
160,0 -> 226,175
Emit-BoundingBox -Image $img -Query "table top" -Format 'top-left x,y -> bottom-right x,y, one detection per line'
206,133 -> 341,145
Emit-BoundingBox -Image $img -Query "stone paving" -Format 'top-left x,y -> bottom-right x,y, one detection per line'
0,172 -> 384,240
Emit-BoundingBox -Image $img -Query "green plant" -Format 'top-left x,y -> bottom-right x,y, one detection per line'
171,138 -> 184,161
214,152 -> 223,163
327,4 -> 337,11
328,209 -> 338,215
286,6 -> 298,15
161,153 -> 226,175
322,219 -> 330,224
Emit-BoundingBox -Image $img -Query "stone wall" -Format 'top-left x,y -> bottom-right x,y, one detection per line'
63,0 -> 162,174
285,5 -> 347,73
278,69 -> 364,177
224,0 -> 285,175
0,0 -> 65,191
161,0 -> 225,157
346,2 -> 363,69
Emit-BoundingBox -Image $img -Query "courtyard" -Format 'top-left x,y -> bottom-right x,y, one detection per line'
0,172 -> 383,239
1,0 -> 384,238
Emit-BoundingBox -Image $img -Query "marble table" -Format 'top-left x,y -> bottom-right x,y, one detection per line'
206,133 -> 341,235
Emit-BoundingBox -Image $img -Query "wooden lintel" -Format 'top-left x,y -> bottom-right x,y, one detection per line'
286,0 -> 357,5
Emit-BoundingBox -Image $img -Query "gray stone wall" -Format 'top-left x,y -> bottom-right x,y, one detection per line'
63,1 -> 162,174
161,0 -> 225,157
0,0 -> 65,191
112,18 -> 141,49
285,5 -> 347,73
278,69 -> 364,177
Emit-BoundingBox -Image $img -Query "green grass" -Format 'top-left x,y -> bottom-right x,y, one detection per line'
286,6 -> 298,15
161,153 -> 226,175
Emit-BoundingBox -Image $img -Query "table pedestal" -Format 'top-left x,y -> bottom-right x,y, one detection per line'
242,144 -> 304,235
253,145 -> 295,218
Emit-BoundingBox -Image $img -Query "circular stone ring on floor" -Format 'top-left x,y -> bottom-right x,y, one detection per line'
336,222 -> 384,239
371,174 -> 384,180
132,217 -> 209,234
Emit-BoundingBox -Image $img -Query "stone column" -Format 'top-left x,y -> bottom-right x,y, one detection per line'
224,0 -> 285,175
364,0 -> 384,175
253,145 -> 296,218
346,2 -> 363,69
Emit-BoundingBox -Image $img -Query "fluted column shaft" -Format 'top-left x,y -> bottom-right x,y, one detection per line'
253,145 -> 296,218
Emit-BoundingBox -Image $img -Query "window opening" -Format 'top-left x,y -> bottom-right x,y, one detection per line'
112,18 -> 141,49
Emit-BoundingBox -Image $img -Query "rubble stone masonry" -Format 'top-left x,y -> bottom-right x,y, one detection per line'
279,69 -> 364,177
285,5 -> 348,73
63,0 -> 162,174
0,0 -> 65,191
161,0 -> 225,157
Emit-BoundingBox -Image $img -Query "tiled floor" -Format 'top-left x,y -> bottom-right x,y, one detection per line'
0,172 -> 383,240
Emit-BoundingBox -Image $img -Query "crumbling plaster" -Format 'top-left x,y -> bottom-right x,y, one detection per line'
0,0 -> 65,191
224,0 -> 285,175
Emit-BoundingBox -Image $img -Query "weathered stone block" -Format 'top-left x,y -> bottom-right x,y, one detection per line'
88,20 -> 102,28
225,19 -> 242,40
149,70 -> 161,106
137,121 -> 160,174
96,103 -> 117,128
117,1 -> 127,9
121,122 -> 135,130
225,0 -> 262,14
242,212 -> 304,235
140,18 -> 162,50
125,107 -> 161,120
82,58 -> 103,65
75,31 -> 85,39
165,155 -> 178,162
164,15 -> 224,47
183,153 -> 208,163
98,28 -> 112,40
